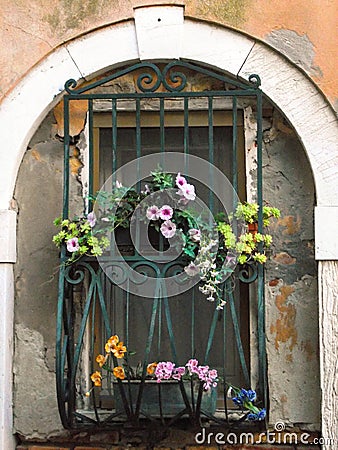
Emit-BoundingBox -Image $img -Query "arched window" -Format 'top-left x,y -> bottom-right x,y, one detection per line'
56,61 -> 266,429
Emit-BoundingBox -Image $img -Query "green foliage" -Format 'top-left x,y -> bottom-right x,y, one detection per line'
53,214 -> 109,264
234,202 -> 281,226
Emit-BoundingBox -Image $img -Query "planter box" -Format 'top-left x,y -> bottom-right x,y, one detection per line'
113,380 -> 217,417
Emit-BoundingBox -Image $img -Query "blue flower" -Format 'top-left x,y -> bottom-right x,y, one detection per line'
247,408 -> 266,421
245,389 -> 257,402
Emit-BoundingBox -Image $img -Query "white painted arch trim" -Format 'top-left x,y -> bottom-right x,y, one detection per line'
0,8 -> 337,448
1,8 -> 338,212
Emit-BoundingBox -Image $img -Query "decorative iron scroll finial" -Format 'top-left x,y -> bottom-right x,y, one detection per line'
64,78 -> 78,93
248,74 -> 261,88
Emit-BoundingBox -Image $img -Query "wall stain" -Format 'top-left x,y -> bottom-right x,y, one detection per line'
53,99 -> 88,138
30,149 -> 43,162
278,215 -> 301,235
270,285 -> 297,356
194,0 -> 250,28
300,340 -> 315,362
273,252 -> 296,265
70,146 -> 82,176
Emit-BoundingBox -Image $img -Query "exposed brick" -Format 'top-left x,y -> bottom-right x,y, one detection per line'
186,446 -> 218,450
24,446 -> 70,450
74,447 -> 107,450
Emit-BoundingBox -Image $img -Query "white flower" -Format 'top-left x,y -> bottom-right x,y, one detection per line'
188,228 -> 201,242
160,220 -> 176,238
146,205 -> 160,221
159,205 -> 173,221
184,262 -> 200,277
177,183 -> 196,201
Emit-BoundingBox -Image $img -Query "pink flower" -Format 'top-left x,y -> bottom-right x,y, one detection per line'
186,358 -> 199,375
188,228 -> 201,242
146,205 -> 160,221
176,172 -> 187,188
178,183 -> 196,201
87,211 -> 96,227
160,220 -> 176,238
159,205 -> 173,221
184,262 -> 200,277
67,237 -> 79,253
155,361 -> 175,381
172,366 -> 186,380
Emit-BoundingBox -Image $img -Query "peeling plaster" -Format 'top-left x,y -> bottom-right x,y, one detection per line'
270,284 -> 297,354
13,324 -> 62,438
53,99 -> 88,138
265,29 -> 322,77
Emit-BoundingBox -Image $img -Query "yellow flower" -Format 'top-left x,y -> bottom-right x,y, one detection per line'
90,371 -> 102,387
112,341 -> 127,359
96,354 -> 107,367
147,362 -> 158,375
105,335 -> 119,353
113,366 -> 125,380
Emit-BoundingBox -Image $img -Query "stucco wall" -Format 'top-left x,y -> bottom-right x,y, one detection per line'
13,91 -> 318,439
1,0 -> 337,110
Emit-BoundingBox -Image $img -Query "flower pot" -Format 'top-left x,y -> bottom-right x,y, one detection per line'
248,222 -> 258,235
113,380 -> 217,417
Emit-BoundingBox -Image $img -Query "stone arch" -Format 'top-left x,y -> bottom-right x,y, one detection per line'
0,6 -> 337,449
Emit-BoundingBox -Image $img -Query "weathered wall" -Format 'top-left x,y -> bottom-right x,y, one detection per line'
0,0 -> 337,109
262,112 -> 319,427
13,112 -> 84,439
13,89 -> 318,439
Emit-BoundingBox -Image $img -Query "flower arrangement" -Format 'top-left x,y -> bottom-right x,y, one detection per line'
87,334 -> 266,421
87,335 -> 217,393
53,168 -> 280,308
229,386 -> 266,421
52,213 -> 109,264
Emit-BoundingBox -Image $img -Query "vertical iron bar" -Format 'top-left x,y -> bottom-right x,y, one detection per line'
88,99 -> 94,211
191,288 -> 195,357
256,91 -> 267,411
159,97 -> 165,252
112,99 -> 117,183
208,97 -> 214,213
135,99 -> 141,251
232,96 -> 238,199
63,97 -> 70,219
184,97 -> 189,174
222,286 -> 229,421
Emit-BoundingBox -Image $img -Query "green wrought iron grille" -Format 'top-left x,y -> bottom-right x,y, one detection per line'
56,61 -> 266,429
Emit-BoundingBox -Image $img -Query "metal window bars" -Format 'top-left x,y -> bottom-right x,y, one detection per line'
56,61 -> 266,429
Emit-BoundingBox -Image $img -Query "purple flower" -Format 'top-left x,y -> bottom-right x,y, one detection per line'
184,262 -> 200,277
177,183 -> 196,201
159,205 -> 173,221
87,211 -> 96,227
176,172 -> 187,188
155,361 -> 175,381
67,237 -> 79,253
172,366 -> 186,380
160,220 -> 176,239
188,228 -> 201,242
146,205 -> 160,221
